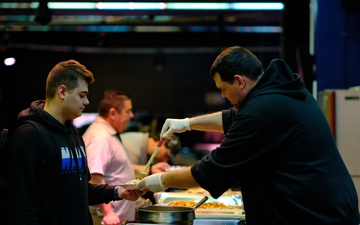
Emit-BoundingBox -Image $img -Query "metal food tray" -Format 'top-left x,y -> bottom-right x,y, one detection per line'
155,192 -> 242,206
155,192 -> 244,220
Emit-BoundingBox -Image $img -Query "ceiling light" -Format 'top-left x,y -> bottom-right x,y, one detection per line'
0,2 -> 284,11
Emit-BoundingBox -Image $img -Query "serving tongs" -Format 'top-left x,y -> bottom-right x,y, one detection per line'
134,137 -> 166,179
193,196 -> 209,210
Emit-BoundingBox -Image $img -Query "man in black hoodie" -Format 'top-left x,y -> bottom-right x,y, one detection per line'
136,46 -> 360,225
7,60 -> 144,225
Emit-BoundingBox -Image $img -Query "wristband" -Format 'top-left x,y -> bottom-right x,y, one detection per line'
114,186 -> 122,201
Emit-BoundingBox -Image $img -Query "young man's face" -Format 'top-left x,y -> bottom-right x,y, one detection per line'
63,78 -> 90,120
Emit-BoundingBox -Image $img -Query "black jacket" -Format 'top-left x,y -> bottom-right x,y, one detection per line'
7,100 -> 116,225
191,59 -> 360,225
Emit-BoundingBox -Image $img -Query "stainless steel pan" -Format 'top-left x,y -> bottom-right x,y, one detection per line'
137,196 -> 208,225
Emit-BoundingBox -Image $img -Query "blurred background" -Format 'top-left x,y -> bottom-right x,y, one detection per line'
1,0 -> 360,158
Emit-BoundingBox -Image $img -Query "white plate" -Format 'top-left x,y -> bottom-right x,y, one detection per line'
119,180 -> 139,190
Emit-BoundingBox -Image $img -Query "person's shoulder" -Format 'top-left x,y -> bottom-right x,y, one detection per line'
13,120 -> 43,133
8,120 -> 47,145
83,122 -> 109,139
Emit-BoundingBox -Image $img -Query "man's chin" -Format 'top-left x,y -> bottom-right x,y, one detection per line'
76,112 -> 83,118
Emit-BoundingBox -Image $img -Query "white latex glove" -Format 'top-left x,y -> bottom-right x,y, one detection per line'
160,118 -> 190,138
135,173 -> 167,192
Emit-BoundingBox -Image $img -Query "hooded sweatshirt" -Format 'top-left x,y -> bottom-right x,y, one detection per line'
7,100 -> 117,225
191,59 -> 360,225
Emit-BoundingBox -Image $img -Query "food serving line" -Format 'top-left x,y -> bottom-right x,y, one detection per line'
127,191 -> 245,225
125,139 -> 246,225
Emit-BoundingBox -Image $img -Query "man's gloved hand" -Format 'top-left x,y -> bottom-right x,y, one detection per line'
160,118 -> 190,138
135,173 -> 167,192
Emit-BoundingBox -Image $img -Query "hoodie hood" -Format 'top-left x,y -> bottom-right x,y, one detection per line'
17,100 -> 73,132
245,59 -> 307,104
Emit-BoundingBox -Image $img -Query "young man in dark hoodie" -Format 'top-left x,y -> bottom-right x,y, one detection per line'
6,60 -> 144,225
136,46 -> 360,225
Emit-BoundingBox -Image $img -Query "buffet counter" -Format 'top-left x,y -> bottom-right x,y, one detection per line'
155,190 -> 244,219
153,190 -> 245,222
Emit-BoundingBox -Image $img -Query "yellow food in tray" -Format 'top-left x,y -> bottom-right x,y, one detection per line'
167,200 -> 241,210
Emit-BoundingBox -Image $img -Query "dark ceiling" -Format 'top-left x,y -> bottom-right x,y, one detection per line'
0,1 -> 284,49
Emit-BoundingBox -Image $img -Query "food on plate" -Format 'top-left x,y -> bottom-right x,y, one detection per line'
119,179 -> 140,190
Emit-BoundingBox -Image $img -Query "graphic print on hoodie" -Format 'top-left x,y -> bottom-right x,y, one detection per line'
61,145 -> 87,177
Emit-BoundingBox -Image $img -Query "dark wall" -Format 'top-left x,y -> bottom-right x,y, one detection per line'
0,45 -> 280,129
282,0 -> 313,92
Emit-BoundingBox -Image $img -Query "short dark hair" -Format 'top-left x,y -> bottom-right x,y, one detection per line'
46,59 -> 95,99
98,89 -> 132,117
210,46 -> 263,83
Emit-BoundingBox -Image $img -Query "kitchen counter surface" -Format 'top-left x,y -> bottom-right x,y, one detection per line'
127,219 -> 246,225
194,219 -> 245,225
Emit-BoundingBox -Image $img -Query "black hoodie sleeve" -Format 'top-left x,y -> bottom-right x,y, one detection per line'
87,183 -> 117,205
222,108 -> 236,134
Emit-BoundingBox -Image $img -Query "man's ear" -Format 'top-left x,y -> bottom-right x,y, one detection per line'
109,107 -> 116,115
58,85 -> 67,100
108,107 -> 118,119
234,75 -> 245,88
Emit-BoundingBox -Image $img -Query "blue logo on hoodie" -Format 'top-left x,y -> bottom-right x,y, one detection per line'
60,146 -> 87,174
